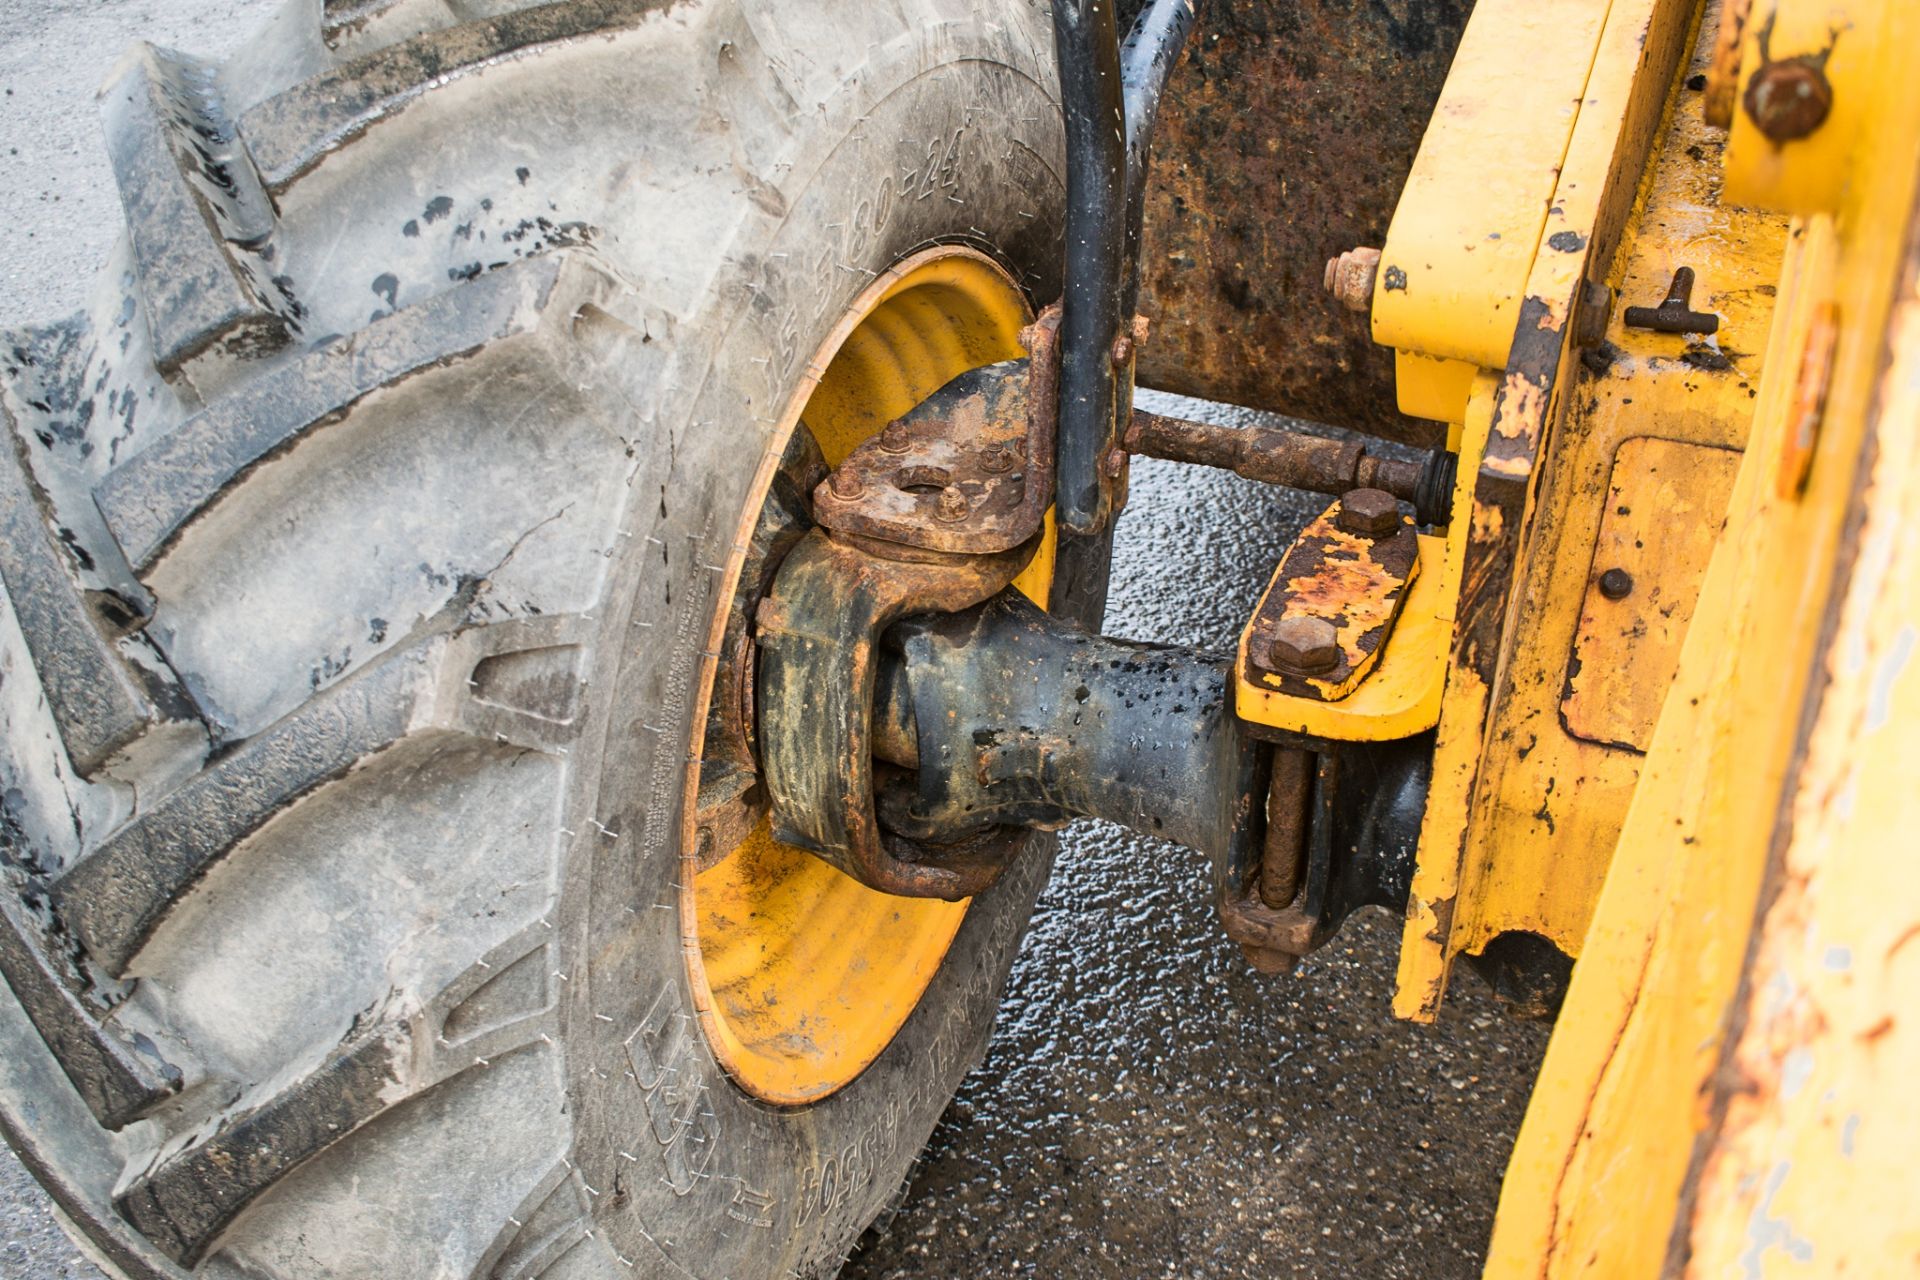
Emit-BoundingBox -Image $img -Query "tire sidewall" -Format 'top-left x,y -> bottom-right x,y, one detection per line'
561,35 -> 1066,1280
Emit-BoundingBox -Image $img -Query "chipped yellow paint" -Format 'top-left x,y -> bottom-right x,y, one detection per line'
1234,392 -> 1490,741
1561,438 -> 1741,752
1722,0 -> 1882,217
1395,0 -> 1787,1019
1371,0 -> 1613,371
1487,0 -> 1920,1268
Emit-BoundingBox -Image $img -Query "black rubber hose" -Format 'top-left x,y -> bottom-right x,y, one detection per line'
1050,0 -> 1128,536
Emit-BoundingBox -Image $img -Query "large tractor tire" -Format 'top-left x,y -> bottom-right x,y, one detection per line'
0,3 -> 1070,1276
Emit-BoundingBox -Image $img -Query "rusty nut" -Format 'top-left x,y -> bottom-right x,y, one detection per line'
827,469 -> 865,500
1266,615 -> 1340,676
879,420 -> 912,453
934,485 -> 971,522
1323,246 -> 1383,313
1336,487 -> 1401,537
1743,57 -> 1833,143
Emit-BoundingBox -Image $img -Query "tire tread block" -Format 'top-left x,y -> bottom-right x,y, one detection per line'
95,254 -> 567,571
240,0 -> 667,192
53,651 -> 427,977
0,430 -> 155,774
115,927 -> 555,1265
0,892 -> 183,1129
100,45 -> 289,376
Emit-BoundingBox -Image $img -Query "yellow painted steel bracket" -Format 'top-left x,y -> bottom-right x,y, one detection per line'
1486,0 -> 1920,1272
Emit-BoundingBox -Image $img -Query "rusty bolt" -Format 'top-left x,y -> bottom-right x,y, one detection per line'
1743,57 -> 1832,143
1111,333 -> 1135,366
827,469 -> 865,500
1240,942 -> 1300,975
879,420 -> 912,453
935,485 -> 971,522
1323,246 -> 1383,313
1336,487 -> 1400,537
1102,447 -> 1128,479
1574,279 -> 1613,348
981,443 -> 1016,474
1266,616 -> 1340,675
1598,567 -> 1634,600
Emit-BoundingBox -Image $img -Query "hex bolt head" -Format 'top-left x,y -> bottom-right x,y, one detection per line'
1267,616 -> 1341,675
1336,487 -> 1401,537
934,485 -> 971,522
879,421 -> 912,453
980,443 -> 1016,474
1598,567 -> 1634,600
1743,58 -> 1833,143
827,469 -> 864,500
1323,246 -> 1383,312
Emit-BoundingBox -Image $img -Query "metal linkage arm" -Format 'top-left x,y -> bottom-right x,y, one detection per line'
858,589 -> 1430,968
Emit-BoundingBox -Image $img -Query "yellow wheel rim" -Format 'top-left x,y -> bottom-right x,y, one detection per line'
681,246 -> 1055,1105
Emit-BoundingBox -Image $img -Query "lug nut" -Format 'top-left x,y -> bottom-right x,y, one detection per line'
1598,567 -> 1634,600
879,421 -> 912,453
1267,616 -> 1341,675
1336,487 -> 1400,537
1323,246 -> 1382,313
935,486 -> 971,522
1744,57 -> 1833,143
827,469 -> 864,500
981,444 -> 1016,474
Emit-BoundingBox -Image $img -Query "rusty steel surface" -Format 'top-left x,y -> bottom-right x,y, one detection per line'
1124,409 -> 1426,503
691,428 -> 828,873
755,528 -> 1037,899
1243,493 -> 1420,700
814,309 -> 1060,556
1121,0 -> 1471,446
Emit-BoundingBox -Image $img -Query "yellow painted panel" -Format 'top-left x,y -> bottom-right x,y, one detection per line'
1394,349 -> 1478,425
1395,0 -> 1785,1019
1683,206 -> 1920,1273
1723,0 -> 1884,217
1488,0 -> 1920,1258
1372,0 -> 1611,370
1561,437 -> 1741,752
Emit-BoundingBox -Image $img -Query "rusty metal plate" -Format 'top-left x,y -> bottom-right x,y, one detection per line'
1562,437 -> 1741,753
812,310 -> 1058,555
1243,496 -> 1421,701
1121,0 -> 1470,445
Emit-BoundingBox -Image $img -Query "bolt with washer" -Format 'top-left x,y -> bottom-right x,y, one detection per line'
1336,487 -> 1401,537
1267,615 -> 1341,675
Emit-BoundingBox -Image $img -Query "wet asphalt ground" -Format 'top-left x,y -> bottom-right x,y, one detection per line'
0,3 -> 1549,1276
